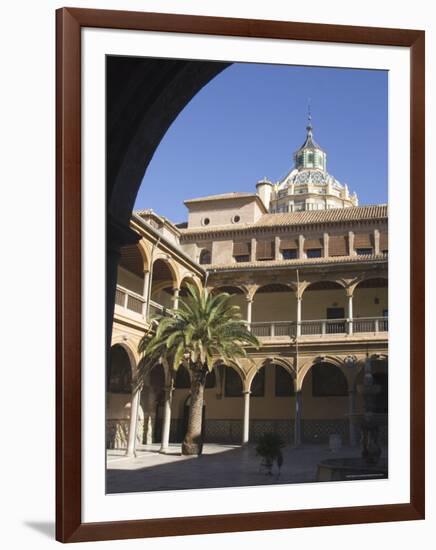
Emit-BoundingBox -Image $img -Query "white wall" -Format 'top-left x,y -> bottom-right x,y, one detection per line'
1,1 -> 433,549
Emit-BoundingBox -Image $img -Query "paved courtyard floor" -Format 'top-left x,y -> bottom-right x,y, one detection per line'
106,443 -> 385,494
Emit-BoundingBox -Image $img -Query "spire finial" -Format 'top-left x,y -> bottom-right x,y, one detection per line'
307,98 -> 313,132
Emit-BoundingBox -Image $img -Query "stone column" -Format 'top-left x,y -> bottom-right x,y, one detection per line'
274,236 -> 280,261
296,295 -> 302,337
173,287 -> 180,310
246,297 -> 253,328
349,230 -> 355,256
294,390 -> 303,447
298,235 -> 305,259
126,386 -> 141,457
141,385 -> 155,445
242,390 -> 251,444
142,269 -> 150,318
250,238 -> 257,262
347,289 -> 354,335
374,229 -> 380,255
160,385 -> 173,453
348,389 -> 357,447
323,232 -> 329,258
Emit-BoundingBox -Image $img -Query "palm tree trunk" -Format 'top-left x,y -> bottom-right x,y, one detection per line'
182,366 -> 207,455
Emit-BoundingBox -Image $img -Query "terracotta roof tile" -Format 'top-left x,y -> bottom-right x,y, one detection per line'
204,253 -> 387,271
180,204 -> 387,235
184,192 -> 257,204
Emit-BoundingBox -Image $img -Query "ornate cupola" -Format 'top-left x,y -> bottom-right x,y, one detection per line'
294,113 -> 327,172
258,108 -> 359,213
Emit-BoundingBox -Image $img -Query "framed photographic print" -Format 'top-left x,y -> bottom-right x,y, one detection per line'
56,7 -> 425,543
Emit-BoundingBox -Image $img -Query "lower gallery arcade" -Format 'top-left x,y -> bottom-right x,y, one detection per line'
107,346 -> 388,451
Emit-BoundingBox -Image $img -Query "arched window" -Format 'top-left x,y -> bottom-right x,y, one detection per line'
250,369 -> 265,397
199,249 -> 211,265
312,363 -> 348,397
224,368 -> 243,397
108,346 -> 132,393
275,366 -> 295,397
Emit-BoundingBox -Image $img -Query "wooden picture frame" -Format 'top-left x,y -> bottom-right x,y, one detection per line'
56,7 -> 425,543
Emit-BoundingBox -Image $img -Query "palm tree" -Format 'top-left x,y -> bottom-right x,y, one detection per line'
138,284 -> 260,455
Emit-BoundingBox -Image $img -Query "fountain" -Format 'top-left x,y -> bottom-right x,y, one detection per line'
316,356 -> 388,482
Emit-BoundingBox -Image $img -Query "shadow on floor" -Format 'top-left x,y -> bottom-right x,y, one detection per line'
106,444 -> 378,494
23,521 -> 55,539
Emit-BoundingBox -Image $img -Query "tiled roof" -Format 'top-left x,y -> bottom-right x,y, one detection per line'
180,204 -> 388,235
257,205 -> 387,226
204,253 -> 387,271
184,192 -> 258,204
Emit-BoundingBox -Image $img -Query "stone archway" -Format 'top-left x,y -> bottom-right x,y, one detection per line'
202,362 -> 246,445
352,277 -> 388,333
353,356 -> 389,445
246,359 -> 296,444
299,361 -> 350,445
251,283 -> 296,337
115,244 -> 148,316
107,57 -> 231,346
149,258 -> 178,315
106,344 -> 140,450
301,280 -> 347,335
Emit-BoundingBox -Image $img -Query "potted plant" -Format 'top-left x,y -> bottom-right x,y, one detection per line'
256,433 -> 285,476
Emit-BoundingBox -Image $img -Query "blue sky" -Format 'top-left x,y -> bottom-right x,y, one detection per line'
135,62 -> 388,223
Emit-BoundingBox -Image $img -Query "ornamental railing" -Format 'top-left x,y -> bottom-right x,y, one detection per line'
115,286 -> 172,320
115,285 -> 145,316
250,317 -> 387,338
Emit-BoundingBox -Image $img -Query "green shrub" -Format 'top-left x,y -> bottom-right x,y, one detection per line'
256,433 -> 285,476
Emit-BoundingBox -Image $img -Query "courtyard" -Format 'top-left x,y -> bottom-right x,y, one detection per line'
106,443 -> 387,494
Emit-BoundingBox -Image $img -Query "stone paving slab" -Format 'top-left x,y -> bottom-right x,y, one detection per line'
106,443 -> 386,494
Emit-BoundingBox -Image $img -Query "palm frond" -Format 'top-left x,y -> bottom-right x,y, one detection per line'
137,284 -> 261,385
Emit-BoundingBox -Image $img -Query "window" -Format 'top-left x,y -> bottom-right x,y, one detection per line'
224,368 -> 243,397
201,217 -> 210,226
256,240 -> 275,261
306,248 -> 322,258
199,249 -> 211,265
312,363 -> 348,397
232,215 -> 241,224
275,366 -> 294,397
356,247 -> 373,255
326,307 -> 346,333
354,233 -> 373,253
251,368 -> 265,397
234,255 -> 249,263
233,240 -> 250,262
282,249 -> 297,260
329,235 -> 348,256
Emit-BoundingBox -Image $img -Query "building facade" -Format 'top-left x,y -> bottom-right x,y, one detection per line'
108,123 -> 388,453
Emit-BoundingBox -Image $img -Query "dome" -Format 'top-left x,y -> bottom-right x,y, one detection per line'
293,119 -> 327,172
261,114 -> 359,212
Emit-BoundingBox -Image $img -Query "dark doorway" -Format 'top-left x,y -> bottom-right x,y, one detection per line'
326,307 -> 345,333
